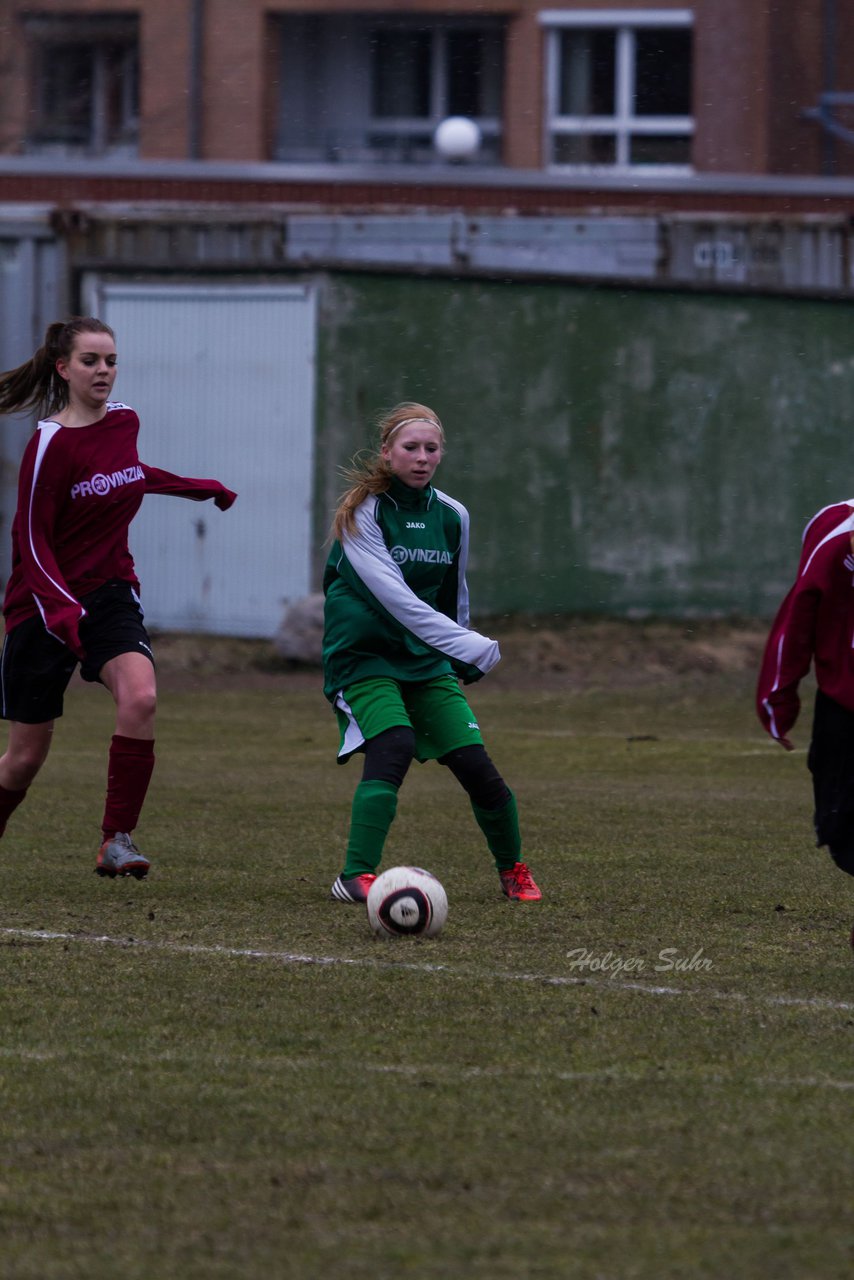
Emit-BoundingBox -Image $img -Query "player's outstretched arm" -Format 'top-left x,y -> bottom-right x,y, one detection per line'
140,463 -> 237,509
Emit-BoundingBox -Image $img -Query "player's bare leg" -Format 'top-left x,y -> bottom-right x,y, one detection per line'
0,721 -> 53,835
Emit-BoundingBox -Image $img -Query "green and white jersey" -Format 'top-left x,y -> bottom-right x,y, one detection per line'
322,477 -> 500,701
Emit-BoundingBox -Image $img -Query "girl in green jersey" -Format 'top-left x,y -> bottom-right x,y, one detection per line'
323,402 -> 541,905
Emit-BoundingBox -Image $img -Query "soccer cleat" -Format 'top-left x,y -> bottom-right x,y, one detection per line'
499,861 -> 542,902
330,873 -> 377,904
95,832 -> 150,880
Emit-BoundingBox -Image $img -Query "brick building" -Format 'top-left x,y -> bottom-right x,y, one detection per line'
0,0 -> 852,177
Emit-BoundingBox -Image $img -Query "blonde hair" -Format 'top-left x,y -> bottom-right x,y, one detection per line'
0,317 -> 115,417
332,402 -> 445,540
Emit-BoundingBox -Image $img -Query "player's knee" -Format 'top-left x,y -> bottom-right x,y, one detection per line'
4,744 -> 49,788
121,687 -> 157,728
816,807 -> 854,875
362,726 -> 415,787
828,843 -> 854,877
439,744 -> 511,810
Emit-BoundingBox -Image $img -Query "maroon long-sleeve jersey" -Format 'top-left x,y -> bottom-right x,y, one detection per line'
757,500 -> 854,742
3,403 -> 237,656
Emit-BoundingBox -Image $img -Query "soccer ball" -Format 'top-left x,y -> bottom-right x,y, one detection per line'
366,866 -> 448,939
433,115 -> 481,161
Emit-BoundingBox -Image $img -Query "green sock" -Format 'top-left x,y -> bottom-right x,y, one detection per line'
470,790 -> 521,872
342,779 -> 399,877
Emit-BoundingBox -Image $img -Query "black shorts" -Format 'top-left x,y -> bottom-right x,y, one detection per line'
808,690 -> 854,875
0,580 -> 154,724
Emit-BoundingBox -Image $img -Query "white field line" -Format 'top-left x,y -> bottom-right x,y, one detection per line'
366,1063 -> 854,1092
0,1043 -> 851,1094
2,925 -> 854,1013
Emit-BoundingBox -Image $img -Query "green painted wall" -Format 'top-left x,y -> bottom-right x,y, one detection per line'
313,272 -> 854,618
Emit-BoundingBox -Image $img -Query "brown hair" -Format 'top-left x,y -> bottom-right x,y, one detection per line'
331,402 -> 445,540
0,316 -> 115,417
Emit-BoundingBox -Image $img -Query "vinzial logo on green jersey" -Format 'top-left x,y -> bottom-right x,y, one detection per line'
391,545 -> 453,566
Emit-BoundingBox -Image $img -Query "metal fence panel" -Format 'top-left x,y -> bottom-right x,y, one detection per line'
83,279 -> 317,637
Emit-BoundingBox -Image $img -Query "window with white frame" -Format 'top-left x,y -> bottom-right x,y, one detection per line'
24,15 -> 139,155
541,9 -> 693,170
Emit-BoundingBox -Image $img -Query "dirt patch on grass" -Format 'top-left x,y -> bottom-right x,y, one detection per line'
150,616 -> 768,694
482,615 -> 766,690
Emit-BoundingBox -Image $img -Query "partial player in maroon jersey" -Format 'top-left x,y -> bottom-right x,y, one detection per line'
757,500 -> 854,938
0,316 -> 237,878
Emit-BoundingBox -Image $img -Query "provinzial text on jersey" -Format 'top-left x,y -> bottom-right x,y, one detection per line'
70,466 -> 145,500
390,546 -> 454,566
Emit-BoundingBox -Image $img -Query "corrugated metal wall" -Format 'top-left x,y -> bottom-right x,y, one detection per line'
0,213 -> 66,586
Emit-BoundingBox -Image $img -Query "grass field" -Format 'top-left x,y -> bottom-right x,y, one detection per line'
1,630 -> 853,1279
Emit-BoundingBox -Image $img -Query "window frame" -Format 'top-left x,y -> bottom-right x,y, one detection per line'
364,20 -> 504,163
274,13 -> 504,165
24,15 -> 139,156
540,8 -> 694,173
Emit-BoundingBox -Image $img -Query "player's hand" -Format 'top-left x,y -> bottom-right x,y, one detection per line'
65,630 -> 85,661
214,488 -> 237,511
62,611 -> 87,660
777,735 -> 795,752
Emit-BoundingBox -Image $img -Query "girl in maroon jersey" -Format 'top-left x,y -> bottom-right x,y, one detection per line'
0,316 -> 236,877
757,500 -> 854,934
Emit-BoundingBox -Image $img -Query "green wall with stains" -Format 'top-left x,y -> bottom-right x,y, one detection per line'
312,271 -> 854,619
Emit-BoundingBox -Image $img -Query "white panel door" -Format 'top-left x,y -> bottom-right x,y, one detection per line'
83,281 -> 316,637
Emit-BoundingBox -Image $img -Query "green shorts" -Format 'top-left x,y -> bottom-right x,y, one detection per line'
333,674 -> 484,762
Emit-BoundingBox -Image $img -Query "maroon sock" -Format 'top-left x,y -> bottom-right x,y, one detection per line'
102,735 -> 155,839
0,782 -> 28,837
